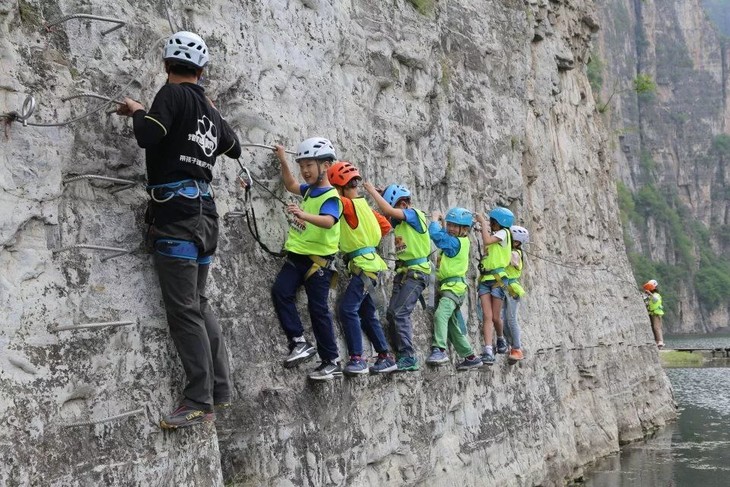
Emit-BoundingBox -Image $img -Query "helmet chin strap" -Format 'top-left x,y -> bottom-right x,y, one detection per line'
315,161 -> 325,184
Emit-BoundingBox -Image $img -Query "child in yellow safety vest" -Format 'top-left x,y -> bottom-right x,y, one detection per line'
475,207 -> 514,364
425,208 -> 483,370
502,225 -> 529,364
364,182 -> 432,371
271,138 -> 343,381
642,279 -> 664,349
326,162 -> 398,376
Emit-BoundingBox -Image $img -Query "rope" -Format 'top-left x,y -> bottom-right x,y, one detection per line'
62,174 -> 136,186
54,320 -> 136,331
241,143 -> 297,155
523,248 -> 613,272
162,0 -> 177,33
61,92 -> 124,106
63,407 -> 146,428
52,244 -> 131,255
19,37 -> 167,128
46,13 -> 126,36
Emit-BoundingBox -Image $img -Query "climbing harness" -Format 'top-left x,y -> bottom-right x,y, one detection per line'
154,239 -> 212,264
146,179 -> 213,203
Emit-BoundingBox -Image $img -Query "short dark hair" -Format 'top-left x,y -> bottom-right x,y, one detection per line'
165,61 -> 201,77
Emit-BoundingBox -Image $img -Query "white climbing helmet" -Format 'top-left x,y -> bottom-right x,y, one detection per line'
511,225 -> 530,244
163,31 -> 209,68
295,137 -> 337,161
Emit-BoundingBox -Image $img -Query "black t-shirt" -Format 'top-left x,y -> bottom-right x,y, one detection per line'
132,82 -> 241,223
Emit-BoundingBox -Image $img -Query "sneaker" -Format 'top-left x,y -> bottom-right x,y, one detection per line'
396,356 -> 419,372
284,340 -> 317,368
481,347 -> 495,365
308,361 -> 343,381
496,337 -> 508,354
457,355 -> 483,370
370,354 -> 398,374
657,341 -> 665,349
160,404 -> 214,430
343,356 -> 369,376
508,348 -> 524,364
214,400 -> 232,410
426,348 -> 449,365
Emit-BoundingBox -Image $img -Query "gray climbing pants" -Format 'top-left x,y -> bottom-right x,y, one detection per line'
150,214 -> 231,411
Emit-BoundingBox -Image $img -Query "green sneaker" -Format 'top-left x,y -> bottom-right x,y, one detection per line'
396,356 -> 419,371
160,405 -> 214,429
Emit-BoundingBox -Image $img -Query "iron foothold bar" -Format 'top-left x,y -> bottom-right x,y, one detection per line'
46,14 -> 126,36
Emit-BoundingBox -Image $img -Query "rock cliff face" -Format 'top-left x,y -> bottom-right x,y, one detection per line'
596,0 -> 730,333
0,0 -> 674,485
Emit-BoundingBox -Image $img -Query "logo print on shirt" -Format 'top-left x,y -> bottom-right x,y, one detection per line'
395,235 -> 407,254
188,115 -> 218,156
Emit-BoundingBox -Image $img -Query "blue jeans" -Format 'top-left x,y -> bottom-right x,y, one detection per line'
271,254 -> 339,362
386,271 -> 428,358
338,274 -> 389,356
502,293 -> 522,349
478,280 -> 506,299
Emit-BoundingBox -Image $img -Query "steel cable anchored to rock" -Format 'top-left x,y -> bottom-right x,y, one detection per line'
62,407 -> 146,428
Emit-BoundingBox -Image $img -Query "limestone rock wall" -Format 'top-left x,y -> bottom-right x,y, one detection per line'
0,0 -> 674,485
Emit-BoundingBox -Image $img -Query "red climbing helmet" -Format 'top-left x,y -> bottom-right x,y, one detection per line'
643,279 -> 658,292
327,161 -> 361,187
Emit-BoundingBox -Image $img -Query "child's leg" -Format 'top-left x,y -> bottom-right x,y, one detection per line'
650,315 -> 664,345
358,279 -> 390,354
447,306 -> 474,358
386,274 -> 404,352
432,295 -> 456,350
491,290 -> 505,337
479,289 -> 494,346
503,294 -> 521,349
303,267 -> 339,362
338,276 -> 367,356
387,273 -> 427,358
271,260 -> 307,345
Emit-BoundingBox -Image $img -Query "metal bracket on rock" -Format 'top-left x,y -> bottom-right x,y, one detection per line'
63,174 -> 137,193
53,320 -> 137,332
1,95 -> 36,127
62,406 -> 146,428
46,13 -> 126,36
51,244 -> 132,262
241,143 -> 296,155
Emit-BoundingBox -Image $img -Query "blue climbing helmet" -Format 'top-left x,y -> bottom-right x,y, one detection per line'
382,184 -> 411,207
445,207 -> 473,227
488,207 -> 514,228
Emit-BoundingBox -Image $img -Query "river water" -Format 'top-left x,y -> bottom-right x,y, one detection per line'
582,334 -> 730,487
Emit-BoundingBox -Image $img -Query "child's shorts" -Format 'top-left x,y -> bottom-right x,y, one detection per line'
478,280 -> 505,299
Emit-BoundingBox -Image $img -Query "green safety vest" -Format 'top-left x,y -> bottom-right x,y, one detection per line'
505,249 -> 523,280
284,187 -> 342,256
394,208 -> 432,274
647,292 -> 664,316
339,197 -> 387,273
437,236 -> 469,295
479,229 -> 512,282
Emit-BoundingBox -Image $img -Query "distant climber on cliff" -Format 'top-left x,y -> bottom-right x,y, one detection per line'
270,138 -> 344,380
642,280 -> 665,349
475,207 -> 514,364
502,225 -> 529,364
327,162 -> 397,376
364,182 -> 432,372
425,208 -> 483,370
116,31 -> 241,429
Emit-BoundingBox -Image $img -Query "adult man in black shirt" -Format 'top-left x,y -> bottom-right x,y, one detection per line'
117,31 -> 241,429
